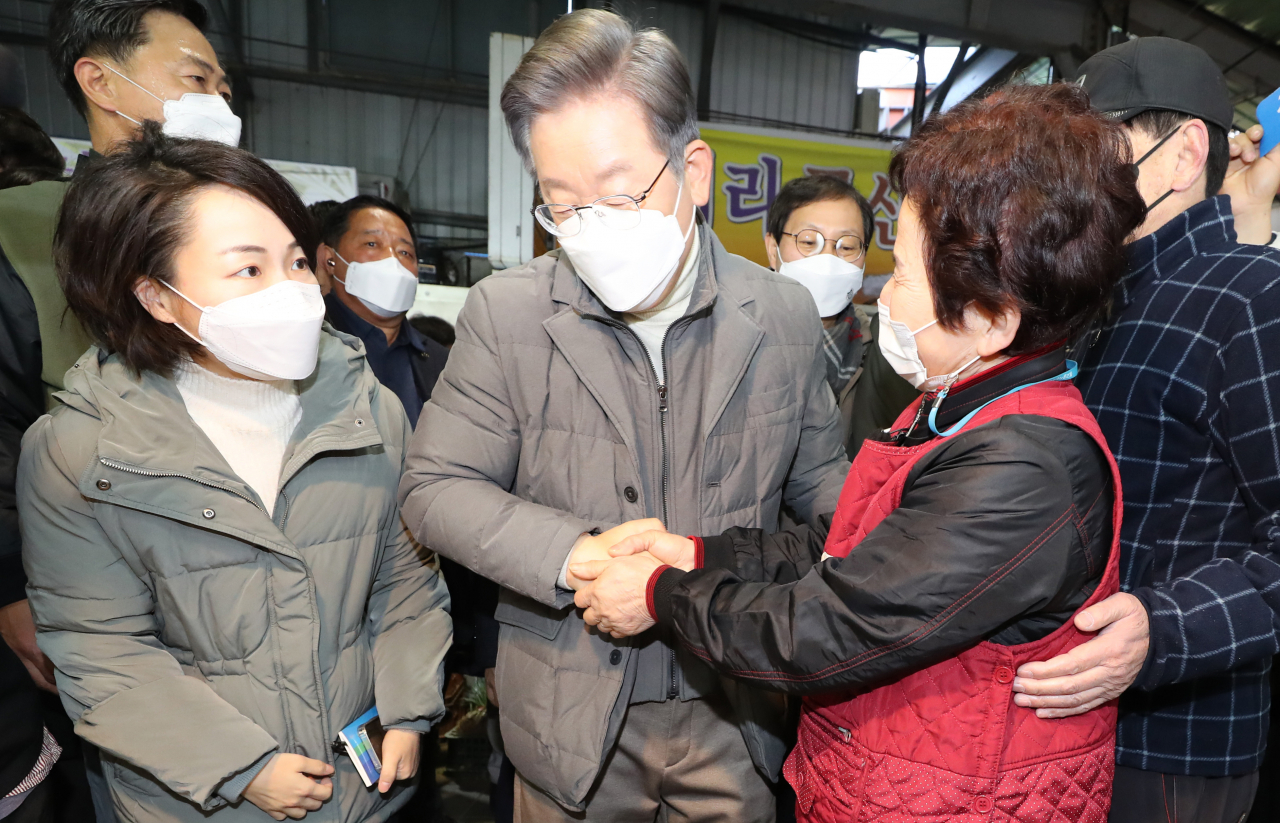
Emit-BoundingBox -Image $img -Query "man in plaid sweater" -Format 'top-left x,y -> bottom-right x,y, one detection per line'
1011,38 -> 1280,822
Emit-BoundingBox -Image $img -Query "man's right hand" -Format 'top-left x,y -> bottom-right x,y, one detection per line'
565,519 -> 666,590
1222,124 -> 1280,245
242,754 -> 334,821
608,531 -> 698,571
0,599 -> 57,693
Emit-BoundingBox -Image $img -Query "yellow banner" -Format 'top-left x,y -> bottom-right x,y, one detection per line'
699,125 -> 899,275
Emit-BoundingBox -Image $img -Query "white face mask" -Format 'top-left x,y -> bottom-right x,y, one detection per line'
557,177 -> 695,313
877,299 -> 979,392
332,252 -> 418,318
108,66 -> 242,147
162,280 -> 326,380
778,253 -> 864,317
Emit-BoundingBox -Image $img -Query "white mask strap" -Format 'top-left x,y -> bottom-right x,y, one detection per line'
327,248 -> 350,285
104,64 -> 165,105
157,280 -> 206,345
943,354 -> 983,387
909,318 -> 939,336
879,299 -> 939,337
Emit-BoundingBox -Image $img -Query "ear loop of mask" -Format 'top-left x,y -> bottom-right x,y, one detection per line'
1133,126 -> 1181,215
156,280 -> 208,345
326,248 -> 351,286
104,64 -> 164,126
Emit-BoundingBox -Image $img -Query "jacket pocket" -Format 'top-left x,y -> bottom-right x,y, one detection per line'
745,385 -> 795,421
494,592 -> 568,641
788,715 -> 871,820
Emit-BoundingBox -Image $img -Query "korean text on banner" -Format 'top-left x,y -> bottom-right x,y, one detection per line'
698,124 -> 899,276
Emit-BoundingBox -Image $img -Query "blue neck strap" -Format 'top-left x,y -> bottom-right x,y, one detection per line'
927,360 -> 1079,438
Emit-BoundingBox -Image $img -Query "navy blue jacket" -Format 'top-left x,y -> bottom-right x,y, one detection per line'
1078,195 -> 1280,776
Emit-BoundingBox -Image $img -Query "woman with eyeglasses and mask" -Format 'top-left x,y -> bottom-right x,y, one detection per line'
570,83 -> 1146,822
17,124 -> 451,823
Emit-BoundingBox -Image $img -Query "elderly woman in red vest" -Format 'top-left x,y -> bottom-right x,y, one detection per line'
570,82 -> 1146,823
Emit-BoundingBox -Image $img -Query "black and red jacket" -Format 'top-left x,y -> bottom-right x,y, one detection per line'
647,345 -> 1114,696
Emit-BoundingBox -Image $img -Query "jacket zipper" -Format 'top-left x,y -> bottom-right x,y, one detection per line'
656,331 -> 678,700
605,318 -> 683,701
98,458 -> 261,510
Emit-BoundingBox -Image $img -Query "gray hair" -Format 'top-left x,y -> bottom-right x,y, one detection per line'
500,9 -> 699,177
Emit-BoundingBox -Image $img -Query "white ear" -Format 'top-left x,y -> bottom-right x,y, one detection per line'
133,277 -> 180,324
968,302 -> 1022,357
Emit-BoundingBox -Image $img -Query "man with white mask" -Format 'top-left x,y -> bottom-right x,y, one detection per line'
315,195 -> 448,430
764,174 -> 918,457
398,9 -> 849,821
50,0 -> 236,150
0,3 -> 230,821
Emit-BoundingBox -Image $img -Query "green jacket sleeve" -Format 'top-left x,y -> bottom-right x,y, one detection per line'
18,413 -> 278,811
371,398 -> 452,733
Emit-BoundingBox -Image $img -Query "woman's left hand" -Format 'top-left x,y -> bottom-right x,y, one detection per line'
377,729 -> 421,792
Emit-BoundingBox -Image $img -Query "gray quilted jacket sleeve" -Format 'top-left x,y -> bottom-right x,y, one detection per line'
398,282 -> 596,609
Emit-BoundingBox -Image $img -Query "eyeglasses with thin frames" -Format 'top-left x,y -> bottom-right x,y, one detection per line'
532,159 -> 671,238
781,229 -> 866,262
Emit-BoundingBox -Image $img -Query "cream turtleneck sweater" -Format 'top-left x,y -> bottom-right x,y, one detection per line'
623,227 -> 701,385
174,361 -> 302,516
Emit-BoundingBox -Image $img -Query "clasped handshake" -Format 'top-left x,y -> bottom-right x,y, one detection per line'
565,519 -> 694,638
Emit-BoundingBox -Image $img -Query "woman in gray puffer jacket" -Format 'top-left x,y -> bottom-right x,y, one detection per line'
17,126 -> 450,823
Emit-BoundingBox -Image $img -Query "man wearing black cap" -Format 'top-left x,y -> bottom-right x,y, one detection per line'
1011,37 -> 1280,822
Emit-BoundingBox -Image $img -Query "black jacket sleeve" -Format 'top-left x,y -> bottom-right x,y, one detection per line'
0,247 -> 43,608
651,417 -> 1109,695
696,514 -> 831,585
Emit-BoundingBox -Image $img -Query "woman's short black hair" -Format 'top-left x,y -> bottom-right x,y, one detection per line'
0,107 -> 65,189
318,195 -> 417,252
56,121 -> 317,376
49,0 -> 209,117
766,174 -> 874,248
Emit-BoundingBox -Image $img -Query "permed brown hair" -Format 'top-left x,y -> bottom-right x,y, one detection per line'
889,82 -> 1146,354
55,121 -> 317,375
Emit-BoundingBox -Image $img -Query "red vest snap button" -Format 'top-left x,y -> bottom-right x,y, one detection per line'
975,796 -> 993,813
994,666 -> 1014,684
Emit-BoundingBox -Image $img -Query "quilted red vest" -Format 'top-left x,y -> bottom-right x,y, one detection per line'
783,377 -> 1122,823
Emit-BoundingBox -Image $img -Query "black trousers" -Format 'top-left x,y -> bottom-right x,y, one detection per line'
4,780 -> 54,823
1109,765 -> 1259,823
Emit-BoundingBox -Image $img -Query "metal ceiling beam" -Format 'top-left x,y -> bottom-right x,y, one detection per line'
412,208 -> 487,231
230,63 -> 487,108
745,0 -> 1107,61
1126,0 -> 1280,121
890,45 -> 1030,136
0,29 -> 487,109
719,4 -> 921,53
0,31 -> 46,48
911,32 -> 928,131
